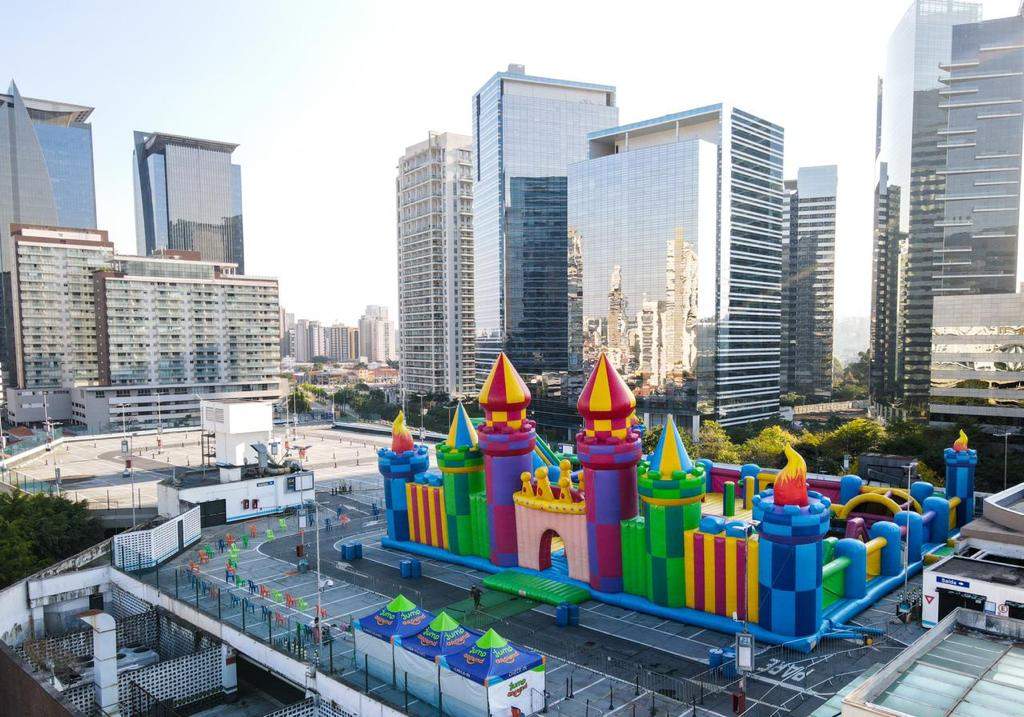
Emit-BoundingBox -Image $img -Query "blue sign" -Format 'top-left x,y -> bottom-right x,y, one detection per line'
937,576 -> 970,589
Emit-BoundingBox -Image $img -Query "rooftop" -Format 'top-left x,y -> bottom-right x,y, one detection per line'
1,87 -> 94,124
139,131 -> 239,155
844,610 -> 1024,716
934,555 -> 1024,588
474,64 -> 616,98
587,103 -> 724,141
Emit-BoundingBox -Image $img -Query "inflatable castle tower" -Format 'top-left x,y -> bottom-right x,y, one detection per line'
378,412 -> 428,542
752,445 -> 831,637
477,354 -> 536,568
576,353 -> 644,592
436,404 -> 485,557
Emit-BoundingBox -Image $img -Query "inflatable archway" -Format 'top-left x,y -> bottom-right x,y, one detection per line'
835,492 -> 905,519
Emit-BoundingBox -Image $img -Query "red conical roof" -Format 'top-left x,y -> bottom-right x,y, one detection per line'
577,353 -> 636,439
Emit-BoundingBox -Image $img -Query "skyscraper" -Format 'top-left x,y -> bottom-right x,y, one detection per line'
358,305 -> 395,363
133,131 -> 245,272
929,8 -> 1024,426
396,132 -> 475,398
935,10 -> 1023,296
781,165 -> 838,401
568,104 -> 785,427
870,0 -> 983,409
0,82 -> 97,383
869,164 -> 906,403
472,64 -> 618,383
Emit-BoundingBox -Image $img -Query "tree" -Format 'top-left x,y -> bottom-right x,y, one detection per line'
289,387 -> 312,414
642,424 -> 663,455
822,418 -> 885,459
738,425 -> 800,468
697,421 -> 740,464
0,493 -> 103,588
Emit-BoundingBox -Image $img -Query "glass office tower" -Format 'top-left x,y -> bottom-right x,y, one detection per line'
133,131 -> 246,272
936,11 -> 1023,295
472,64 -> 617,383
0,81 -> 97,384
928,9 -> 1024,427
870,0 -> 982,409
781,165 -> 838,401
569,105 -> 785,427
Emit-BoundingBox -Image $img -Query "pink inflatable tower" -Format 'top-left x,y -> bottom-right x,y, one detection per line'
477,353 -> 536,567
577,353 -> 643,593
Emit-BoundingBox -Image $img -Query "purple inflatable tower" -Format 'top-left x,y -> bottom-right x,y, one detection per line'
576,353 -> 643,593
477,353 -> 535,568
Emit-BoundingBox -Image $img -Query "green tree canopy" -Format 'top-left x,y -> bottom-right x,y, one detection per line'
0,493 -> 103,588
697,421 -> 741,464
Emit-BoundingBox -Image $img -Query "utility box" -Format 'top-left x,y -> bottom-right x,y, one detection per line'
201,400 -> 273,468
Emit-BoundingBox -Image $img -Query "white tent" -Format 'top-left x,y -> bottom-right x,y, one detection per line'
438,628 -> 546,717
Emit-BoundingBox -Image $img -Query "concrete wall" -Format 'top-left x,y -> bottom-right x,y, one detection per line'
110,570 -> 405,717
0,640 -> 86,716
168,474 -> 314,522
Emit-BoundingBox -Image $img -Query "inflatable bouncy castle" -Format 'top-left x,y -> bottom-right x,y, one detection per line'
380,352 -> 973,651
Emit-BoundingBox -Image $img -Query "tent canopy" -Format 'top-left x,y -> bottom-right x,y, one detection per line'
441,628 -> 543,685
357,594 -> 433,641
399,610 -> 479,660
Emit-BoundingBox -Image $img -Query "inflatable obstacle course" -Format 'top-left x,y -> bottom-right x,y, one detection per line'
378,352 -> 978,652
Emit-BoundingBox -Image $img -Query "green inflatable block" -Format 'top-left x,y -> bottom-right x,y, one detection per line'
482,571 -> 590,605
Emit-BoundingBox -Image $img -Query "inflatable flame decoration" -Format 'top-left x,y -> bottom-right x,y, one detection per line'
773,444 -> 808,507
391,410 -> 415,454
952,429 -> 968,452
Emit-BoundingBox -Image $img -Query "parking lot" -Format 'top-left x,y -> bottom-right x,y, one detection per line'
7,425 -> 401,511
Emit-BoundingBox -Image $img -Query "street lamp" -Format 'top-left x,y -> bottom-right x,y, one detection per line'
994,429 -> 1017,492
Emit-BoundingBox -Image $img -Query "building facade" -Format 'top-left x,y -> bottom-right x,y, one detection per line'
568,104 -> 785,426
5,225 -> 281,428
870,0 -> 983,409
781,165 -> 838,401
472,64 -> 618,383
935,11 -> 1023,296
869,164 -> 907,403
324,324 -> 359,362
133,132 -> 245,272
0,82 -> 97,386
358,305 -> 394,363
929,289 -> 1024,426
927,9 -> 1024,426
396,132 -> 475,397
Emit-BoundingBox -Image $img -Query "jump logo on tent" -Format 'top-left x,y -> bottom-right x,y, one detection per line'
374,614 -> 394,626
506,678 -> 528,698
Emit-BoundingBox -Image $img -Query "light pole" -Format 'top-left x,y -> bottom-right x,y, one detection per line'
418,394 -> 425,441
994,430 -> 1016,492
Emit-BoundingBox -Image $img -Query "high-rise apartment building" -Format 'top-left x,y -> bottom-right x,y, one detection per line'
870,0 -> 983,409
358,305 -> 394,363
781,165 -> 838,401
0,82 -> 97,384
929,9 -> 1024,426
133,132 -> 245,272
396,132 -> 475,397
473,64 -> 618,381
5,225 -> 281,429
280,310 -> 294,358
568,104 -> 785,427
324,324 -> 359,363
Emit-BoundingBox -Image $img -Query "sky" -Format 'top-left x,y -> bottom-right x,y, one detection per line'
5,0 -> 1020,326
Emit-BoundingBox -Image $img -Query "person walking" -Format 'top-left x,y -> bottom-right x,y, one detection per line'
470,585 -> 482,611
